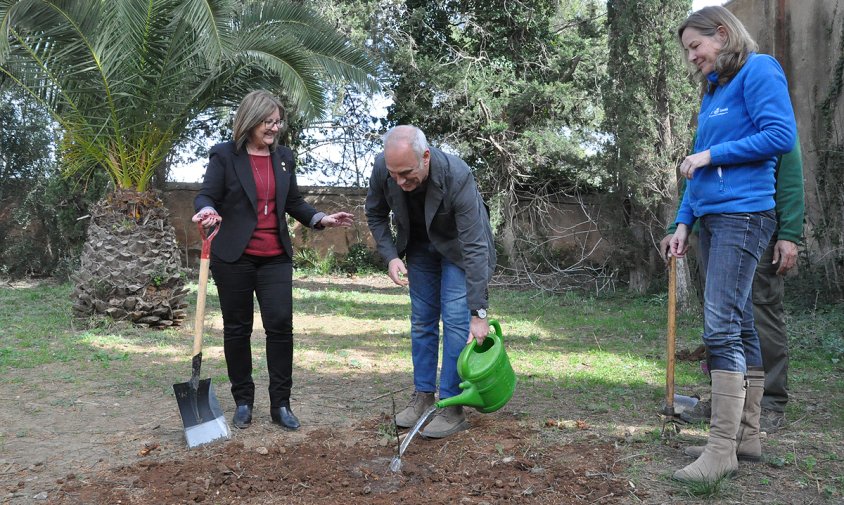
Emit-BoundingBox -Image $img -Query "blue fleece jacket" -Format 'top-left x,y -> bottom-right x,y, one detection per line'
676,53 -> 797,226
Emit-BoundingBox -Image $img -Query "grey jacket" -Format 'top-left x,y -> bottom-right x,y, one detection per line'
365,146 -> 496,311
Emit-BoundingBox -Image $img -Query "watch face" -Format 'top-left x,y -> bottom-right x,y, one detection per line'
476,308 -> 487,319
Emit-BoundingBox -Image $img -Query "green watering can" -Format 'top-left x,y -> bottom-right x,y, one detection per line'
436,320 -> 516,413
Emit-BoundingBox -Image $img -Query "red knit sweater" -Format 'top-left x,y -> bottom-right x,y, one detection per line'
244,154 -> 284,257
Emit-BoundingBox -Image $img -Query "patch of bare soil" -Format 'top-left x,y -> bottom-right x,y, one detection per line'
48,414 -> 631,505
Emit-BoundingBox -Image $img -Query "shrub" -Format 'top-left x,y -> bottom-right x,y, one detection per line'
0,170 -> 109,279
339,242 -> 381,274
293,247 -> 336,275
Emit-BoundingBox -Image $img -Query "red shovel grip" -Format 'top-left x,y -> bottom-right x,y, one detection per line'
198,222 -> 220,260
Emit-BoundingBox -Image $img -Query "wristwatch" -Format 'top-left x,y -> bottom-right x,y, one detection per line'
471,308 -> 487,319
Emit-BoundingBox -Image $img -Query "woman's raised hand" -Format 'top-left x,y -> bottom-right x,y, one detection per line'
320,212 -> 355,228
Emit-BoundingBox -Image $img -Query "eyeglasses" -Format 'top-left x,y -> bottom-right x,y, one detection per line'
262,119 -> 284,129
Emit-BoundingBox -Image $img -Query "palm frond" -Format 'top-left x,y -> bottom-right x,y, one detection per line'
245,1 -> 378,92
173,0 -> 231,64
0,0 -> 376,191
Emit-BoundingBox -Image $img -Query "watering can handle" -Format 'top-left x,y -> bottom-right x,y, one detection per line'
490,319 -> 502,341
466,319 -> 502,353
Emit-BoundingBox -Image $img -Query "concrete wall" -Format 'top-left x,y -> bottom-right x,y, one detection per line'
727,0 -> 844,260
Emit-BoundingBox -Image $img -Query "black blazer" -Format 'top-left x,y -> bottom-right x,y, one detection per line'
194,141 -> 322,262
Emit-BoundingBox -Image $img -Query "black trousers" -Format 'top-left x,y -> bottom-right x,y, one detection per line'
210,253 -> 293,408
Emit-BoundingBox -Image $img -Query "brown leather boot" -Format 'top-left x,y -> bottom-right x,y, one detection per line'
674,371 -> 744,482
395,391 -> 435,428
684,368 -> 763,461
420,405 -> 469,439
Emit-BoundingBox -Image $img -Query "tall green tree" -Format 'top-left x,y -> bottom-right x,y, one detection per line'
603,0 -> 695,294
383,0 -> 611,288
0,85 -> 71,278
0,0 -> 375,326
291,0 -> 396,187
0,84 -> 110,280
299,89 -> 386,187
0,85 -> 55,200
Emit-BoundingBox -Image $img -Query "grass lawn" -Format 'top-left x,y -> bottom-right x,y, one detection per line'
0,273 -> 842,503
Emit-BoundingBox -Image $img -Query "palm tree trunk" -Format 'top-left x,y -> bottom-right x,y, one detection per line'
71,190 -> 188,328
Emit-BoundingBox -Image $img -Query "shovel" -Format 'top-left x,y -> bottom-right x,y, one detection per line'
173,223 -> 230,448
660,257 -> 701,437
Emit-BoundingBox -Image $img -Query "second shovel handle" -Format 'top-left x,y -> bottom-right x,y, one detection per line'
666,256 -> 677,409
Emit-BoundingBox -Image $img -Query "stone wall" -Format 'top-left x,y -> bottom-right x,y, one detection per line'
162,183 -> 609,268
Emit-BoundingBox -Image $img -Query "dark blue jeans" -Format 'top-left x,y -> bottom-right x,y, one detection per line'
406,243 -> 470,399
698,211 -> 776,373
210,253 -> 293,408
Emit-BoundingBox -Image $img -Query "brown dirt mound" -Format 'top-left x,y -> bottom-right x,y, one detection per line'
50,414 -> 633,504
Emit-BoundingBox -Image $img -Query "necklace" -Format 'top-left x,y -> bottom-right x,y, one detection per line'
249,154 -> 271,215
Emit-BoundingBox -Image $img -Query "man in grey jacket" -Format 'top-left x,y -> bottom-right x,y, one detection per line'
365,125 -> 496,439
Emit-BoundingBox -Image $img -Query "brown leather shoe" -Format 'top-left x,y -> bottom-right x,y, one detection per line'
420,405 -> 469,439
395,391 -> 435,428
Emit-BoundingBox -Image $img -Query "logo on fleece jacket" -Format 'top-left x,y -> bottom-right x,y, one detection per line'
708,107 -> 729,118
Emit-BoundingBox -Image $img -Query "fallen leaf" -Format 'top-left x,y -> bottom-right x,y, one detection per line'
138,443 -> 160,457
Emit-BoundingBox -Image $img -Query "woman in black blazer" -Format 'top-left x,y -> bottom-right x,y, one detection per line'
193,90 -> 353,430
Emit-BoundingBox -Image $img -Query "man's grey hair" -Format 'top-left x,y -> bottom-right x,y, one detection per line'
383,125 -> 429,160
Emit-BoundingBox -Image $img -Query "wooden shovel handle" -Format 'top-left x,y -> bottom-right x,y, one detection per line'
193,223 -> 219,357
666,256 -> 677,411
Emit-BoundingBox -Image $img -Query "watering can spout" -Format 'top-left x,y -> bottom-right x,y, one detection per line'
435,381 -> 484,409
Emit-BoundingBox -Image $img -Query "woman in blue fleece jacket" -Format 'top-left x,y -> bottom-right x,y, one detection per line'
669,6 -> 797,483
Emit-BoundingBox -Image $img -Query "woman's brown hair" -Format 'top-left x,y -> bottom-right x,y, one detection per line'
232,90 -> 286,152
677,6 -> 758,90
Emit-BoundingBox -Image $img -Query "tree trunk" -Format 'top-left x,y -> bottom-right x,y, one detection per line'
627,217 -> 652,294
674,256 -> 698,313
71,190 -> 188,328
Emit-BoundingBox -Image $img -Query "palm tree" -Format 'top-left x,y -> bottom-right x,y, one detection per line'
0,0 -> 376,327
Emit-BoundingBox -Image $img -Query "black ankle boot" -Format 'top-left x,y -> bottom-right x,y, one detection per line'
233,405 -> 253,429
270,403 -> 300,431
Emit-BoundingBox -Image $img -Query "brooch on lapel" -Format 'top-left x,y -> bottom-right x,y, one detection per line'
280,161 -> 286,172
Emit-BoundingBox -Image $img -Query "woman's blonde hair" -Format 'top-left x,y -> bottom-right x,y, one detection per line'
232,90 -> 286,152
677,6 -> 758,89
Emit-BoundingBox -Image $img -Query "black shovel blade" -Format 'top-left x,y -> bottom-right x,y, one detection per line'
173,376 -> 230,448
